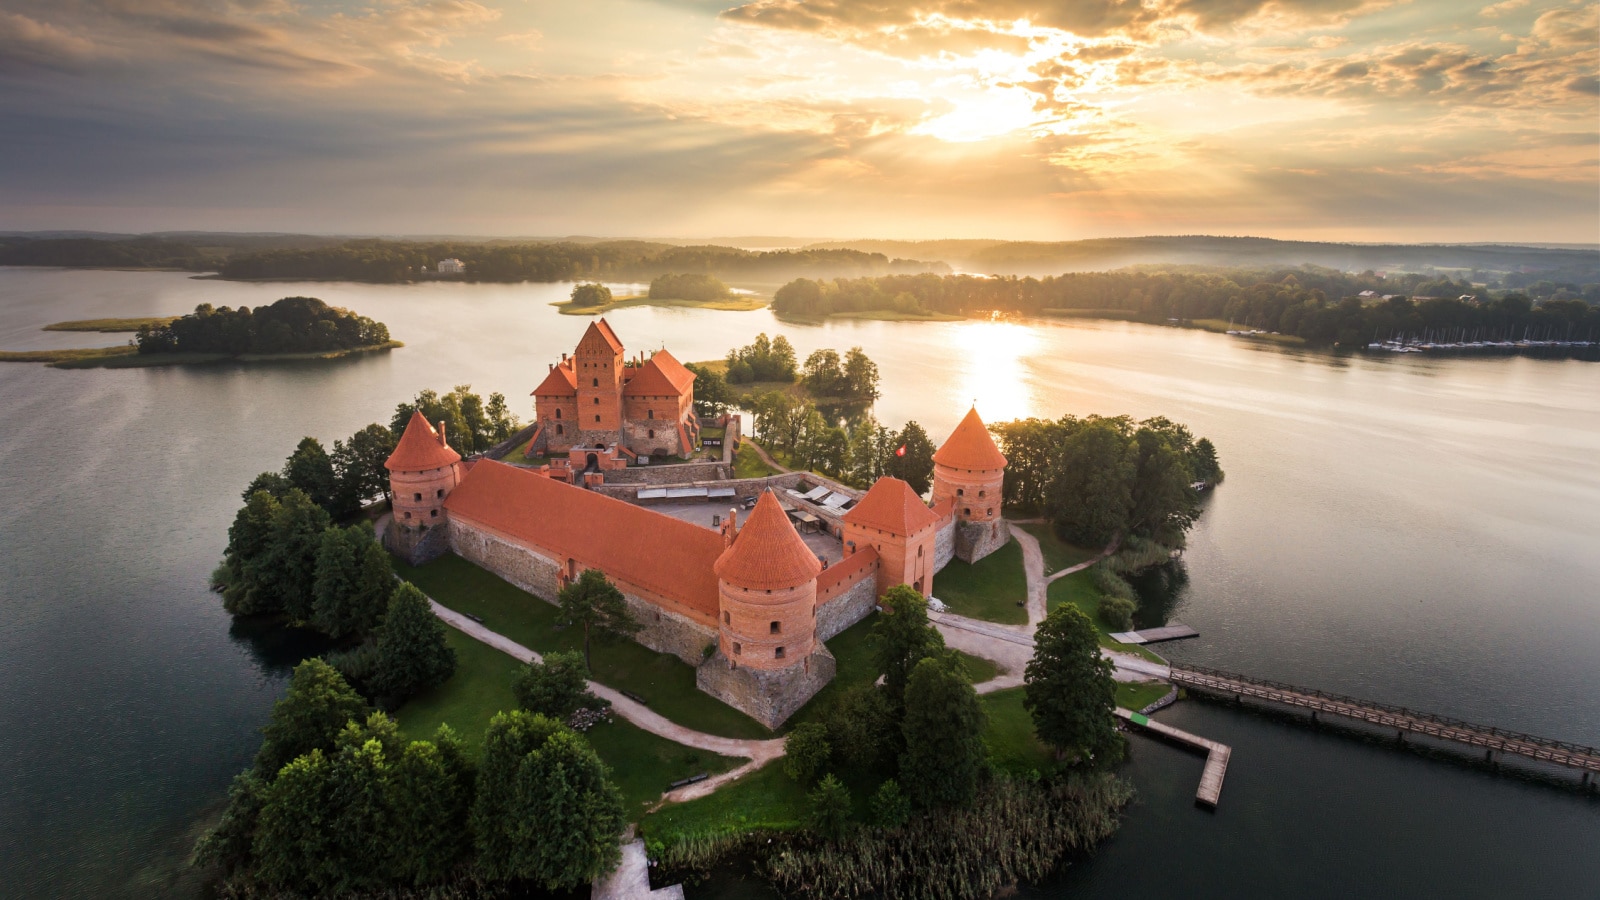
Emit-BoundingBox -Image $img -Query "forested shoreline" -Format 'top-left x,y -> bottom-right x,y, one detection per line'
135,297 -> 392,356
772,270 -> 1600,347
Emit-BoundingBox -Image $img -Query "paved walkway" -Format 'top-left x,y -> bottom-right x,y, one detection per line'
592,838 -> 684,900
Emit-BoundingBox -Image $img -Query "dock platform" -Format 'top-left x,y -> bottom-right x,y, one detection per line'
1115,708 -> 1231,809
1109,622 -> 1199,645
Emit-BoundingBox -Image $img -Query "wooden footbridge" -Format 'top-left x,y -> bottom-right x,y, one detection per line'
1168,664 -> 1600,783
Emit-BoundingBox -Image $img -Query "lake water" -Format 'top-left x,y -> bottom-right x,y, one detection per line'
1,268 -> 1595,898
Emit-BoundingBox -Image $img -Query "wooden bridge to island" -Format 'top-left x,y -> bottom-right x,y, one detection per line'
1168,664 -> 1600,783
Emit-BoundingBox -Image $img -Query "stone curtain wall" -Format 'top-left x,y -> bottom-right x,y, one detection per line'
597,460 -> 731,486
816,549 -> 880,641
390,521 -> 453,566
696,646 -> 837,729
933,517 -> 957,572
595,471 -> 807,502
954,518 -> 1011,565
448,516 -> 717,666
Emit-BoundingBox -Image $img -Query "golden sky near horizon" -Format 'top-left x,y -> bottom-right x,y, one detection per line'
0,0 -> 1595,240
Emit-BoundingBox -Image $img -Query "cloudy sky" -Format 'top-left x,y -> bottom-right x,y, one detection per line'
1,0 -> 1595,240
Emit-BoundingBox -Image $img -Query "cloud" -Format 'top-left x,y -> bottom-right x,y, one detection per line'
1481,0 -> 1530,17
0,12 -> 105,73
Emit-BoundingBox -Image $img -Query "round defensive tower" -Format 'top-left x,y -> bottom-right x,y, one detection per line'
386,410 -> 465,559
931,406 -> 1008,523
712,490 -> 824,670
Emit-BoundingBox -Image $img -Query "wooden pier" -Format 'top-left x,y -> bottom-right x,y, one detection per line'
1115,708 -> 1232,809
1169,665 -> 1600,779
1108,622 -> 1199,645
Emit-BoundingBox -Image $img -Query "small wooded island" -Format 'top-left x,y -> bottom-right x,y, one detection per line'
0,296 -> 400,368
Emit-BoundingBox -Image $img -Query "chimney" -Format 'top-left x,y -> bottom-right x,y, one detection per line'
436,419 -> 448,448
548,363 -> 554,372
721,509 -> 739,548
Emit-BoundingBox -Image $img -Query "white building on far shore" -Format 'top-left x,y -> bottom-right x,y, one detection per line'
438,258 -> 466,275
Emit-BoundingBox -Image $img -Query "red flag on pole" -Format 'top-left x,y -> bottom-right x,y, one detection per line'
895,444 -> 906,457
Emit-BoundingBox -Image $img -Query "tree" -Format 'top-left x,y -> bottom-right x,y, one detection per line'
570,282 -> 612,306
684,362 -> 735,416
392,385 -> 518,454
1024,605 -> 1121,765
869,778 -> 911,829
887,421 -> 936,495
238,488 -> 330,622
1127,424 -> 1197,541
822,683 -> 897,773
805,774 -> 852,840
312,524 -> 392,639
472,711 -> 625,888
333,423 -> 397,510
374,583 -> 457,700
900,653 -> 986,809
1048,417 -> 1136,547
513,650 -> 599,720
802,348 -> 846,396
283,436 -> 338,513
557,569 -> 640,670
1190,437 -> 1222,483
257,658 -> 368,774
842,347 -> 880,401
251,748 -> 343,892
241,471 -> 291,503
222,490 -> 283,615
389,726 -> 475,885
193,769 -> 269,876
869,585 -> 946,710
783,722 -> 832,784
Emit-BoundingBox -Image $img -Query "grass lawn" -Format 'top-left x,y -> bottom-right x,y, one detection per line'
1115,681 -> 1171,712
43,316 -> 179,332
1016,523 -> 1099,575
394,554 -> 771,740
933,538 -> 1028,626
981,687 -> 1054,775
555,295 -> 767,316
395,628 -> 738,817
1046,571 -> 1165,665
732,443 -> 779,479
639,759 -> 809,843
504,434 -> 559,465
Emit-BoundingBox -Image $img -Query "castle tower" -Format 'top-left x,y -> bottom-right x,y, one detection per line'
842,477 -> 943,597
930,406 -> 1010,563
697,490 -> 835,727
574,319 -> 625,439
385,410 -> 464,564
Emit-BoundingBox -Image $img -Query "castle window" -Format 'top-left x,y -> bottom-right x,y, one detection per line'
556,424 -> 564,435
979,490 -> 985,497
770,621 -> 781,634
957,488 -> 964,496
592,378 -> 598,387
775,646 -> 786,659
436,489 -> 444,498
724,611 -> 730,624
595,415 -> 600,423
555,409 -> 562,419
403,512 -> 411,520
963,507 -> 970,516
648,430 -> 655,439
733,642 -> 742,656
414,492 -> 422,501
593,397 -> 600,405
431,509 -> 438,518
648,409 -> 654,419
917,546 -> 923,558
988,508 -> 994,516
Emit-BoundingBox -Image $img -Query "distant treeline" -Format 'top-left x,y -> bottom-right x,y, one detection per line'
216,239 -> 948,283
135,296 -> 391,355
649,272 -> 729,300
772,270 -> 1600,347
0,237 -> 215,270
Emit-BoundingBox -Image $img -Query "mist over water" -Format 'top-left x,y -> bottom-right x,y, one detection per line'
0,268 -> 1595,898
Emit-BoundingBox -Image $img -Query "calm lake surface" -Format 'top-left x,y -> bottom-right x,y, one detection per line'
1,268 -> 1595,898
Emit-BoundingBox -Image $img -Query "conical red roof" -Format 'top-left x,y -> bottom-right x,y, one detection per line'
385,410 -> 463,471
843,477 -> 941,535
932,407 -> 1007,470
714,491 -> 823,590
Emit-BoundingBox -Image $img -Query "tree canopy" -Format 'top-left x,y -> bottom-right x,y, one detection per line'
135,296 -> 390,355
557,569 -> 640,670
649,272 -> 730,301
391,384 -> 519,454
1024,605 -> 1121,765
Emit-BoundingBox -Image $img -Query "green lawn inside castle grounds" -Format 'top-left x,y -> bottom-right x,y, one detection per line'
1016,522 -> 1100,575
1046,570 -> 1166,665
395,627 -> 741,817
931,538 -> 1030,626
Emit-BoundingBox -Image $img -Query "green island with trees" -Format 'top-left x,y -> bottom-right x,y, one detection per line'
770,270 -> 1600,348
0,296 -> 400,369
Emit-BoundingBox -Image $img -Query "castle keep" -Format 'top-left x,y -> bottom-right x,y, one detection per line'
384,324 -> 1010,728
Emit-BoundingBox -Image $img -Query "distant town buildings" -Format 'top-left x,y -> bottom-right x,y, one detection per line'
437,258 -> 466,275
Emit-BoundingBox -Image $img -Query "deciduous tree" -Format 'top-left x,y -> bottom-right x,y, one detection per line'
513,650 -> 598,720
373,583 -> 457,700
783,722 -> 832,784
256,658 -> 368,774
1024,605 -> 1121,766
557,569 -> 639,671
900,653 -> 986,809
870,585 -> 945,710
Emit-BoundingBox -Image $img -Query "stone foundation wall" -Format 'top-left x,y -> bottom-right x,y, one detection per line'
816,563 -> 878,642
695,646 -> 836,729
390,521 -> 452,566
955,518 -> 1011,565
933,517 -> 957,572
595,471 -> 807,502
597,460 -> 730,486
624,594 -> 718,666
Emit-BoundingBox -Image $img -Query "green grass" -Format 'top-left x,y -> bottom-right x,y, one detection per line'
395,628 -> 739,817
555,295 -> 768,315
394,554 -> 771,740
0,346 -> 141,365
1115,681 -> 1171,712
43,316 -> 179,332
732,443 -> 780,479
932,538 -> 1028,626
3,341 -> 402,369
981,687 -> 1055,775
1017,523 -> 1098,575
1188,319 -> 1307,345
1045,571 -> 1165,664
639,759 -> 808,842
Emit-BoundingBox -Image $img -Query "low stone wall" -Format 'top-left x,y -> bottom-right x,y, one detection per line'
448,517 -> 717,666
955,518 -> 1011,565
695,646 -> 836,729
390,521 -> 453,566
600,460 -> 730,486
933,517 -> 957,572
816,549 -> 880,641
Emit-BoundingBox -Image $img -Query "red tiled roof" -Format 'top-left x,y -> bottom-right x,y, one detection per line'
843,477 -> 941,536
932,407 -> 1007,470
444,460 -> 723,620
532,360 -> 576,397
385,410 -> 463,471
714,491 -> 823,590
577,319 -> 624,355
623,349 -> 696,397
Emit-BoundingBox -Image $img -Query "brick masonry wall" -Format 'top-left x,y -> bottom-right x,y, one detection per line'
816,563 -> 878,641
695,646 -> 836,729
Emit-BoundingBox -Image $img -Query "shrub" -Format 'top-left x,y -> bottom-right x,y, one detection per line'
513,650 -> 601,720
1100,595 -> 1136,631
870,779 -> 911,829
805,774 -> 851,840
783,722 -> 832,784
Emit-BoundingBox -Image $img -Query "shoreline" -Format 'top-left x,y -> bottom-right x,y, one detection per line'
0,340 -> 403,369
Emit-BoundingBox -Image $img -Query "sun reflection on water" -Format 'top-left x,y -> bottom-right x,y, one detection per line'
947,314 -> 1039,422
